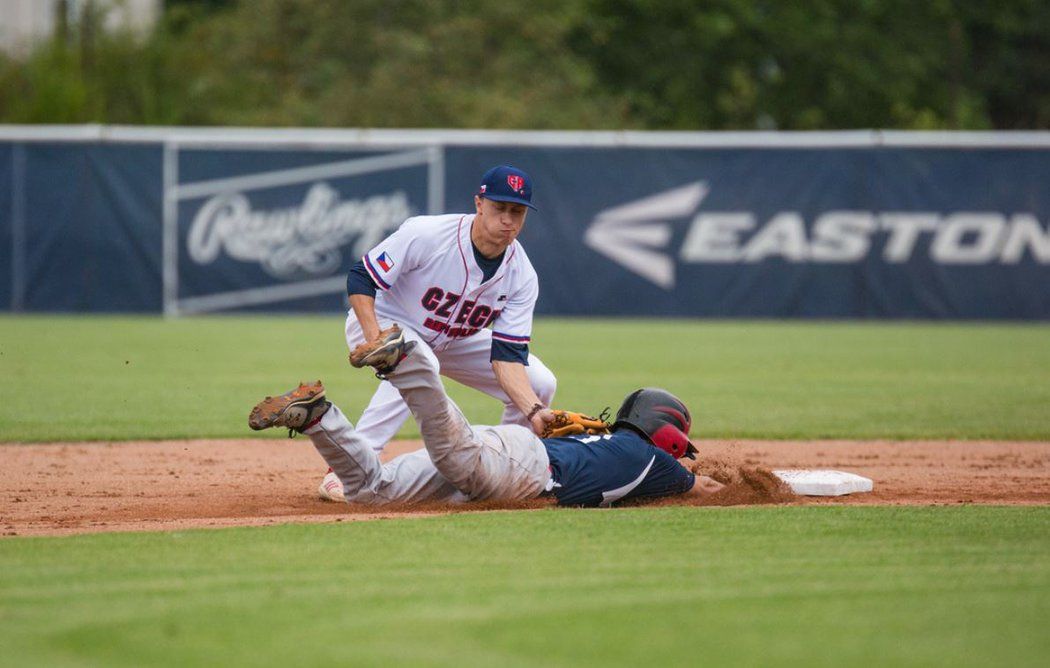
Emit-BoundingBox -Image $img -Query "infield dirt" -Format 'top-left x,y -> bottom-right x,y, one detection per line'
2,439 -> 1048,537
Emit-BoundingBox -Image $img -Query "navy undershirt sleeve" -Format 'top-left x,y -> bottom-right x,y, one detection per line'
491,339 -> 529,364
346,260 -> 378,298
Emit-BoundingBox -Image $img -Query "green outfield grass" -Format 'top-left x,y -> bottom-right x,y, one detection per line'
1,506 -> 1048,667
1,315 -> 1048,441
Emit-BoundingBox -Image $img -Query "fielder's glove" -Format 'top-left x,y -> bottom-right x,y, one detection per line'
540,409 -> 612,439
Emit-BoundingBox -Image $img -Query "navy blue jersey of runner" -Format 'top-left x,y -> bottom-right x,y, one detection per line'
542,429 -> 696,507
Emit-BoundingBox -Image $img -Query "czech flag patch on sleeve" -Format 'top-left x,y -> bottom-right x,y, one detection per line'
376,252 -> 395,272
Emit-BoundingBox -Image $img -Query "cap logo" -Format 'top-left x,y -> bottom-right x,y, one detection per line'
479,184 -> 487,193
506,175 -> 525,193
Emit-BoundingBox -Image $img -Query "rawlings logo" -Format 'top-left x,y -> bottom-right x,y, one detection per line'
186,183 -> 411,278
506,175 -> 525,193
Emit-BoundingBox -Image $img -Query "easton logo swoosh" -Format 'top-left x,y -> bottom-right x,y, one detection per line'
583,182 -> 708,289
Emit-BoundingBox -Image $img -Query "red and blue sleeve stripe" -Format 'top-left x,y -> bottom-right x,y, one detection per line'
492,331 -> 531,344
362,254 -> 392,290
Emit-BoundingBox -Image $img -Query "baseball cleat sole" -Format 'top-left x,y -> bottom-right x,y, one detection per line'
249,381 -> 326,431
354,328 -> 407,369
352,327 -> 417,376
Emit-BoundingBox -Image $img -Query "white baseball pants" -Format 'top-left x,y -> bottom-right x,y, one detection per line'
304,403 -> 468,505
303,347 -> 552,504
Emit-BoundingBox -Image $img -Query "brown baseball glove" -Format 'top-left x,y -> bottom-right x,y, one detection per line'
540,409 -> 612,439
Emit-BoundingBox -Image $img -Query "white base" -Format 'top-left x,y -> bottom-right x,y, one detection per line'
772,470 -> 874,497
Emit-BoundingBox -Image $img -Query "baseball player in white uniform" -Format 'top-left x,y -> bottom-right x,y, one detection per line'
315,165 -> 558,500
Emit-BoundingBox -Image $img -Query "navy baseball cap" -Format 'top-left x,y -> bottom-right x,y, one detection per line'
477,165 -> 536,210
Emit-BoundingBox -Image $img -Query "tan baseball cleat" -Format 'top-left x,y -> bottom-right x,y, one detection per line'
348,324 -> 416,377
249,381 -> 330,436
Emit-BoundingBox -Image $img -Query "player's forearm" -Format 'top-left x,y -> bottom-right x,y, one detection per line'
491,360 -> 543,417
349,294 -> 382,341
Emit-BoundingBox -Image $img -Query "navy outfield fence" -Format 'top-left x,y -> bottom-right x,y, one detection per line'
2,126 -> 1048,319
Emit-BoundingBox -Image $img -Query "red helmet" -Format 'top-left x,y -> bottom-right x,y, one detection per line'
613,388 -> 698,460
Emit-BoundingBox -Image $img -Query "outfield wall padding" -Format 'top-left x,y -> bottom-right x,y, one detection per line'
2,127 -> 1048,318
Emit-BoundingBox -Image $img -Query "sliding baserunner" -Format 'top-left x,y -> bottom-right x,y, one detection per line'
250,326 -> 723,507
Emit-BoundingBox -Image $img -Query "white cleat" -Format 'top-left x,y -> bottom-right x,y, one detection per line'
318,469 -> 345,502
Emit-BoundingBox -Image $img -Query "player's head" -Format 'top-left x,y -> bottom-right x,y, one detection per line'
612,388 -> 699,460
476,165 -> 536,211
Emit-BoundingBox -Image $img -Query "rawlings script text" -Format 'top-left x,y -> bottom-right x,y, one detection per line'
187,183 -> 412,278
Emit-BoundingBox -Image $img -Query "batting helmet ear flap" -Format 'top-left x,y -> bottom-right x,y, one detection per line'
649,423 -> 699,460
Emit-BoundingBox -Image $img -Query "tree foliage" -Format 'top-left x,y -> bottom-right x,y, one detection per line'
0,0 -> 1046,129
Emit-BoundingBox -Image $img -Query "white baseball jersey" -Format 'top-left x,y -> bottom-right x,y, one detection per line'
361,213 -> 538,352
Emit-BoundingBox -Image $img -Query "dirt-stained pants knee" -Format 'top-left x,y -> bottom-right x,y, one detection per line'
384,351 -> 551,501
